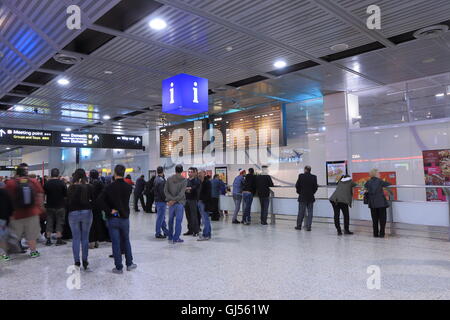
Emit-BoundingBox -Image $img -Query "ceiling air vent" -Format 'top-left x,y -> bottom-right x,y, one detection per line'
54,53 -> 82,65
413,25 -> 449,40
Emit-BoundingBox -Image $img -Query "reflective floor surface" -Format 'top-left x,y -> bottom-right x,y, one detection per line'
2,212 -> 450,300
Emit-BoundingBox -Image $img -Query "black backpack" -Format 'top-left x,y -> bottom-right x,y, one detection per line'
15,178 -> 35,209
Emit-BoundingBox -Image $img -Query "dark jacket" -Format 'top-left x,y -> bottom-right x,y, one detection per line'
256,174 -> 274,198
364,177 -> 391,209
67,184 -> 95,212
100,179 -> 133,219
295,173 -> 318,203
153,175 -> 166,202
0,188 -> 13,223
135,177 -> 146,194
198,178 -> 212,203
186,177 -> 200,201
329,177 -> 357,207
242,173 -> 257,195
144,176 -> 155,196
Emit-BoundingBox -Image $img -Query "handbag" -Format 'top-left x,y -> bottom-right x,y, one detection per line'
363,192 -> 369,205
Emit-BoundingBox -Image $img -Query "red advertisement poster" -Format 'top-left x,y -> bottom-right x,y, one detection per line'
422,149 -> 450,201
352,172 -> 397,200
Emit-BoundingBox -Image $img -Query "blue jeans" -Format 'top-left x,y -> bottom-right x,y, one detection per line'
259,197 -> 270,224
155,202 -> 169,236
198,200 -> 211,238
168,203 -> 184,241
232,194 -> 242,221
242,192 -> 253,223
107,218 -> 133,270
68,210 -> 93,263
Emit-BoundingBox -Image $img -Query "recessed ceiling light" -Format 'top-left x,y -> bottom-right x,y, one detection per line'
103,115 -> 111,120
273,60 -> 287,69
65,128 -> 72,132
15,105 -> 24,112
104,70 -> 113,74
57,78 -> 70,86
226,46 -> 233,52
330,43 -> 349,51
149,18 -> 167,30
436,93 -> 445,97
6,147 -> 10,150
422,58 -> 435,64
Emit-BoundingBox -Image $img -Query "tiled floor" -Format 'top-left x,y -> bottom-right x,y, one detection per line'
2,212 -> 450,300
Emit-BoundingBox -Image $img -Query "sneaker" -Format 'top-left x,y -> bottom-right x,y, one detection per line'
126,264 -> 137,271
232,220 -> 241,224
173,239 -> 184,243
112,268 -> 123,274
55,239 -> 67,246
45,238 -> 52,246
0,254 -> 10,261
30,251 -> 40,258
197,236 -> 211,241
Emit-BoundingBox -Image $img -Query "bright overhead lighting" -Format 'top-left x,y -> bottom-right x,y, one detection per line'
436,93 -> 445,97
57,78 -> 70,86
65,128 -> 72,132
149,18 -> 167,30
104,70 -> 113,74
103,115 -> 111,120
273,60 -> 287,69
6,147 -> 10,150
15,105 -> 24,112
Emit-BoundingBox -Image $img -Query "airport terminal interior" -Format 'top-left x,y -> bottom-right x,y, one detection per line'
2,0 -> 450,300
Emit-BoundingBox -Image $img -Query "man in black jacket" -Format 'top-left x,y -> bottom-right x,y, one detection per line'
197,170 -> 212,241
295,165 -> 318,231
133,175 -> 146,212
0,188 -> 13,260
154,166 -> 168,239
242,168 -> 257,225
256,166 -> 274,225
184,167 -> 200,236
101,164 -> 136,274
144,174 -> 156,213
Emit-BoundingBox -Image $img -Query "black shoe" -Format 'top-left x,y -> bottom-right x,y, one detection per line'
344,230 -> 353,235
183,232 -> 193,236
74,261 -> 81,267
261,222 -> 268,225
55,238 -> 67,246
45,238 -> 52,246
232,220 -> 241,224
192,233 -> 199,237
306,228 -> 311,231
82,260 -> 89,270
109,254 -> 114,258
379,234 -> 385,238
374,234 -> 379,238
295,226 -> 301,230
337,230 -> 343,236
155,234 -> 166,239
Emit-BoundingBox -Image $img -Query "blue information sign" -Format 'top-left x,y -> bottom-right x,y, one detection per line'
162,73 -> 208,116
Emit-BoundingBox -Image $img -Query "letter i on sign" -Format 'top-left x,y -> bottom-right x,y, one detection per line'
170,82 -> 175,104
193,82 -> 199,103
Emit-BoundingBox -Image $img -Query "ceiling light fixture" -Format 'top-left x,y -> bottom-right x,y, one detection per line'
436,93 -> 445,97
149,18 -> 167,30
330,43 -> 349,51
103,115 -> 111,120
104,70 -> 113,74
15,105 -> 24,112
65,128 -> 72,132
273,60 -> 287,69
57,78 -> 70,86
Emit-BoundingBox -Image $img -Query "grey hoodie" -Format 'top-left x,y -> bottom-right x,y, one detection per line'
164,174 -> 187,205
329,177 -> 357,207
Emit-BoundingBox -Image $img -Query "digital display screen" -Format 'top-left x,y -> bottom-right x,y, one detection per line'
0,127 -> 143,150
0,128 -> 53,146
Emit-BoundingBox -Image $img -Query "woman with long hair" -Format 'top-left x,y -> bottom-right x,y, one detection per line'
88,170 -> 109,248
67,168 -> 94,270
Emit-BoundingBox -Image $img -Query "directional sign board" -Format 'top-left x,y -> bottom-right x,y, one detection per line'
0,165 -> 17,171
0,127 -> 143,150
0,128 -> 54,146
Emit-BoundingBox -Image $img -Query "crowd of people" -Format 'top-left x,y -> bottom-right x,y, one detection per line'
0,162 -> 391,273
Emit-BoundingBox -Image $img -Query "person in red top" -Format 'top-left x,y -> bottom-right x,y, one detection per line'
124,175 -> 134,186
5,163 -> 44,258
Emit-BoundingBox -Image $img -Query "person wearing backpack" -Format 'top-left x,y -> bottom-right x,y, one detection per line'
364,169 -> 391,238
0,187 -> 13,261
5,163 -> 44,258
67,168 -> 95,270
